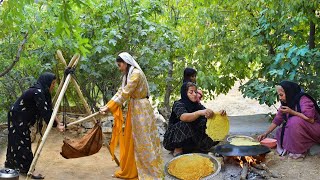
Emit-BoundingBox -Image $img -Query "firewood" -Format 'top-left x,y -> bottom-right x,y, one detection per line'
260,162 -> 279,178
240,163 -> 249,180
250,166 -> 271,179
252,163 -> 264,170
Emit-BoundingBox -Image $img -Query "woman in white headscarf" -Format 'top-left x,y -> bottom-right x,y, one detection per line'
100,52 -> 163,179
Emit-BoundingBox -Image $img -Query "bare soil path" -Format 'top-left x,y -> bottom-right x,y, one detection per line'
1,82 -> 320,179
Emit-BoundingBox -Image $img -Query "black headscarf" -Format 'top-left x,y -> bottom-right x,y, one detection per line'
31,72 -> 56,109
183,67 -> 197,83
279,81 -> 302,109
179,82 -> 202,112
279,81 -> 320,114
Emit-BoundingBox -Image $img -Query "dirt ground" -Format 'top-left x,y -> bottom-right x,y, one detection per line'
1,83 -> 320,179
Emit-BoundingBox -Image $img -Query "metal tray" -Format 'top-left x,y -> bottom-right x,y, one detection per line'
164,153 -> 221,180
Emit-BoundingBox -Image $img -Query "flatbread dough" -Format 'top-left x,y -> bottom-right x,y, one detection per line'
206,113 -> 230,141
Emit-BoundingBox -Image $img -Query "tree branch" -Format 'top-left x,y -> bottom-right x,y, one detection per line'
0,32 -> 29,77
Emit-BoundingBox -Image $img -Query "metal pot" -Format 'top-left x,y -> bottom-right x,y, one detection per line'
0,168 -> 19,180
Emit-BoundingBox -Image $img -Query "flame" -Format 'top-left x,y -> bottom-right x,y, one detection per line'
236,156 -> 244,168
235,156 -> 257,168
245,156 -> 256,165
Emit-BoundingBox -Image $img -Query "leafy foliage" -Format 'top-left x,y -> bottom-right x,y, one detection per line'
240,0 -> 320,106
0,0 -> 319,123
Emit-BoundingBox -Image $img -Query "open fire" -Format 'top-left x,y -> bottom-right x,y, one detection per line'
237,156 -> 257,168
223,154 -> 278,180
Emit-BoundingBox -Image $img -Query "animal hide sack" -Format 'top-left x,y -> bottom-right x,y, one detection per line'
60,124 -> 103,159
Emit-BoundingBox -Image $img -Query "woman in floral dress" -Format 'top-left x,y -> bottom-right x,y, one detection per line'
100,52 -> 163,179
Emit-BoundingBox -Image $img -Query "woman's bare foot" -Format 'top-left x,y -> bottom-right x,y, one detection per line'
173,148 -> 183,157
20,172 -> 45,179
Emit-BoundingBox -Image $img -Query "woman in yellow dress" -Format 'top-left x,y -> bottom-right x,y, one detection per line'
100,52 -> 163,179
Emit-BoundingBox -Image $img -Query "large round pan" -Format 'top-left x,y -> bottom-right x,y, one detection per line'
214,144 -> 270,156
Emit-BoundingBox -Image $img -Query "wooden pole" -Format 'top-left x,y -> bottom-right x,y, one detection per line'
70,78 -> 93,115
52,50 -> 68,104
54,51 -> 93,118
67,112 -> 100,127
107,143 -> 120,166
53,53 -> 80,104
26,74 -> 72,179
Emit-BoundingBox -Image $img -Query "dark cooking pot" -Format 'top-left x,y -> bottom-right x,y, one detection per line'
0,168 -> 19,180
213,144 -> 270,156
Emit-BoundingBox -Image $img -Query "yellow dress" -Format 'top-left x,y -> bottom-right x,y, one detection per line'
107,68 -> 163,179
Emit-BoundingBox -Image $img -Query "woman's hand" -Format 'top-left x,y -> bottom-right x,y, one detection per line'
56,123 -> 65,132
257,133 -> 268,141
99,106 -> 109,114
220,110 -> 226,116
204,109 -> 214,119
279,106 -> 294,115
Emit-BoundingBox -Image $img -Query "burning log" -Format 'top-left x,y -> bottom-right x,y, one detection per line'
252,162 -> 279,178
260,162 -> 279,178
250,166 -> 271,179
252,163 -> 265,170
240,163 -> 249,180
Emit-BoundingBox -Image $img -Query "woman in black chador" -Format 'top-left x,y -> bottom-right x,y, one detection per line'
163,82 -> 226,157
5,72 -> 64,179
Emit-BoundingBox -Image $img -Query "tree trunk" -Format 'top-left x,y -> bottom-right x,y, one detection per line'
309,16 -> 315,49
163,58 -> 174,114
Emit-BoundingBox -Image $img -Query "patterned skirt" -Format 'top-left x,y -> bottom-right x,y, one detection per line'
163,118 -> 217,152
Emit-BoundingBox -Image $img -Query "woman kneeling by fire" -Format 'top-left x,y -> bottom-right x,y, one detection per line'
258,81 -> 320,159
163,82 -> 226,157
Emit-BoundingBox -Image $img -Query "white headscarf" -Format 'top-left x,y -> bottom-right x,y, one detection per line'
119,52 -> 150,97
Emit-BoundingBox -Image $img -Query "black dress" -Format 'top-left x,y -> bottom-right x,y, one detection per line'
5,84 -> 54,173
163,101 -> 216,152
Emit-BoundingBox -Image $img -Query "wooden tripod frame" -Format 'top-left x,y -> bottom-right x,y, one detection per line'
26,50 -> 119,179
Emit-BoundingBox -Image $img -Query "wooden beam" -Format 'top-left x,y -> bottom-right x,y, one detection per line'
67,112 -> 100,127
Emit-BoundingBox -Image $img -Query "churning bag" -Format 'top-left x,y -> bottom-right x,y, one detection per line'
60,123 -> 103,159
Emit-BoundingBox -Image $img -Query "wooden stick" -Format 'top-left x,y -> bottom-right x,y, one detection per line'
240,163 -> 248,180
252,163 -> 264,170
56,50 -> 67,64
52,50 -> 68,104
26,74 -> 72,180
106,143 -> 120,166
56,51 -> 95,121
69,54 -> 80,68
250,166 -> 271,179
53,52 -> 80,104
67,112 -> 100,127
260,163 -> 279,178
70,78 -> 95,117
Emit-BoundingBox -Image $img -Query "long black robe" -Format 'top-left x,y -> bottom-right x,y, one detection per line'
5,72 -> 55,173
